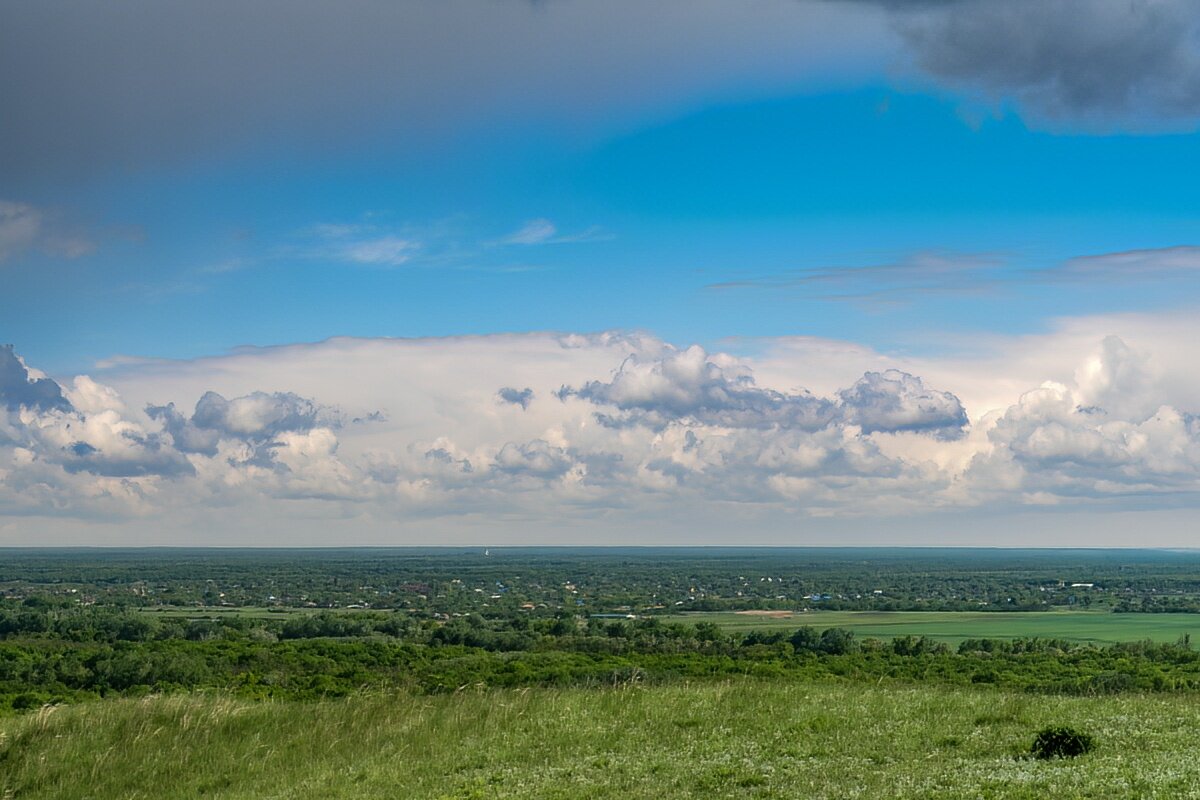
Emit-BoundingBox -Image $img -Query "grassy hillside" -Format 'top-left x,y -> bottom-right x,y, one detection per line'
3,683 -> 1200,798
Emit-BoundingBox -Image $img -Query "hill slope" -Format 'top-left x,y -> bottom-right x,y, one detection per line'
3,683 -> 1200,798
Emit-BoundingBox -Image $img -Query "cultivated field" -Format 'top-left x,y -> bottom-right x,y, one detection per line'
2,683 -> 1200,799
667,609 -> 1200,645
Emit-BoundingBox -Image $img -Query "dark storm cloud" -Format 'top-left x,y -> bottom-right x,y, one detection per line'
3,0 -> 1190,189
0,0 -> 885,186
883,0 -> 1200,130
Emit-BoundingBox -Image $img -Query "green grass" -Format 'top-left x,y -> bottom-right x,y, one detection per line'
2,683 -> 1200,798
666,610 -> 1200,645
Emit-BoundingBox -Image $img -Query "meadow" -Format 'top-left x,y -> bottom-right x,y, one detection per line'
3,682 -> 1200,799
668,609 -> 1200,645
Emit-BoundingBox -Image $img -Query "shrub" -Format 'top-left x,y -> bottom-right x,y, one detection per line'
1030,726 -> 1095,759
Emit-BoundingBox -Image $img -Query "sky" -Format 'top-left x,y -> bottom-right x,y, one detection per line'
3,0 -> 1200,546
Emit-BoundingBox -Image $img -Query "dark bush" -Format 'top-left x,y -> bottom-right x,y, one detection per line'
1030,726 -> 1095,759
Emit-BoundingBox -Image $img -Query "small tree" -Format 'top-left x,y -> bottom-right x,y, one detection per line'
788,626 -> 820,653
817,627 -> 857,655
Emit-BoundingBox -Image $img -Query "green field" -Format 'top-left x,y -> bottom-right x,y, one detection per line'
666,610 -> 1200,645
3,683 -> 1200,799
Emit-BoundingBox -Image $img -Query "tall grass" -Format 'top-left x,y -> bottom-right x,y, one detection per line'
2,683 -> 1199,798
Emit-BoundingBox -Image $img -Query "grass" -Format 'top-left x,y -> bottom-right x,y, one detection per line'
3,683 -> 1200,798
665,610 -> 1200,645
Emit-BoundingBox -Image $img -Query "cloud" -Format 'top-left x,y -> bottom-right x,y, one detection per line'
2,371 -> 194,480
495,218 -> 612,247
838,369 -> 967,439
563,345 -> 965,437
0,200 -> 97,264
0,202 -> 41,262
494,439 -> 576,479
971,384 -> 1200,500
302,224 -> 422,267
5,0 -> 1192,195
884,0 -> 1200,131
0,1 -> 890,185
500,219 -> 557,246
191,391 -> 324,438
1056,245 -> 1200,280
6,322 -> 1200,543
497,387 -> 535,409
338,236 -> 420,266
147,390 -> 328,455
144,403 -> 222,456
707,250 -> 1004,304
564,345 -> 837,430
709,244 -> 1200,305
0,345 -> 71,412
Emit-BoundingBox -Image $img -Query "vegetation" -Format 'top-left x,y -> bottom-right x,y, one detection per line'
1030,726 -> 1096,760
3,548 -> 1200,795
2,683 -> 1198,799
6,547 -> 1200,616
2,609 -> 1200,710
667,609 -> 1200,645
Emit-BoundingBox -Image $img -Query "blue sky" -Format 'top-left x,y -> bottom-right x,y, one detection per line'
4,1 -> 1200,545
9,85 -> 1200,371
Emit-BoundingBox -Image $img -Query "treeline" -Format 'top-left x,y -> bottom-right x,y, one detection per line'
3,612 -> 1200,713
7,547 -> 1200,616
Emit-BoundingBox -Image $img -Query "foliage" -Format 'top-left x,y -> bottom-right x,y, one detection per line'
5,547 -> 1200,616
1030,725 -> 1096,759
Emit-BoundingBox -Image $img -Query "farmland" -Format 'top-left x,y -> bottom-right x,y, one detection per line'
666,609 -> 1200,645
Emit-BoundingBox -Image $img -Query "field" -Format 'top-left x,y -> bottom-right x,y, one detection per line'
667,610 -> 1200,645
7,550 -> 1200,797
3,683 -> 1200,799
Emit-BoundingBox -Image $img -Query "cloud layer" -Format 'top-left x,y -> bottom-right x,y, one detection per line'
5,320 -> 1200,543
888,0 -> 1200,131
7,0 -> 1195,188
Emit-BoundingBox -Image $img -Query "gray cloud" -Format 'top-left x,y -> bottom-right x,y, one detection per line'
838,369 -> 967,438
564,346 -> 966,437
494,439 -> 576,479
0,347 -> 194,478
1057,246 -> 1200,280
0,344 -> 71,413
886,0 -> 1200,131
144,403 -> 222,456
708,244 -> 1200,304
60,431 -> 194,478
497,387 -> 535,409
148,390 -> 327,454
3,0 -> 1190,195
0,0 -> 887,185
0,202 -> 41,263
190,391 -> 323,439
707,251 -> 1003,303
564,346 -> 836,430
